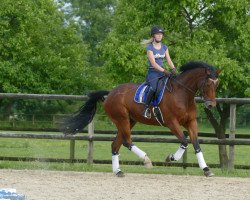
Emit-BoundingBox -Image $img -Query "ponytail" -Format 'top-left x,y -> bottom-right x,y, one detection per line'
140,37 -> 154,47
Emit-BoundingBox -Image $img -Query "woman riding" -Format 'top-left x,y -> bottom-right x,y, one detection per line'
142,25 -> 176,119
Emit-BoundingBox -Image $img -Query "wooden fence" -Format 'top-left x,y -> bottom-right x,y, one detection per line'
0,93 -> 249,170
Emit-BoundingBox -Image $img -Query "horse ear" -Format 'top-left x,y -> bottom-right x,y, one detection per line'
216,69 -> 222,75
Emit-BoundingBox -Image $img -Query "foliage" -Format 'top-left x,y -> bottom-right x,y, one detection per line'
58,0 -> 116,68
0,0 -> 91,94
101,0 -> 250,96
0,0 -> 98,116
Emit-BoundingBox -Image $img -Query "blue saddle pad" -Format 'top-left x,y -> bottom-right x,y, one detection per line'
134,77 -> 168,106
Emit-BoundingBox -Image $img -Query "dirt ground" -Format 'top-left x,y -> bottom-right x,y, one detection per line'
0,169 -> 249,200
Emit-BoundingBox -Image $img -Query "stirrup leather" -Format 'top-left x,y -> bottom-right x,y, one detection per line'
143,107 -> 151,119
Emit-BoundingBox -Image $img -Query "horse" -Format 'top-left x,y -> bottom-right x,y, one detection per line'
60,61 -> 220,177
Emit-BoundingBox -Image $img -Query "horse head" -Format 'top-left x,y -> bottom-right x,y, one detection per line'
200,68 -> 220,109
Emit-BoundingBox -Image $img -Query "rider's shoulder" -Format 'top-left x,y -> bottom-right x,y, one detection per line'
146,43 -> 154,51
162,44 -> 168,50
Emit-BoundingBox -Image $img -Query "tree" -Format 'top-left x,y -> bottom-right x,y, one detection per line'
101,0 -> 250,168
58,0 -> 116,67
0,0 -> 92,116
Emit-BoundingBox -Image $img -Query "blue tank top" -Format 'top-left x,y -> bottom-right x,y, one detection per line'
146,43 -> 168,68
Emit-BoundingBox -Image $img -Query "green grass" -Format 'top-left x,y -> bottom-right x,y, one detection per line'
0,117 -> 249,177
0,135 -> 249,177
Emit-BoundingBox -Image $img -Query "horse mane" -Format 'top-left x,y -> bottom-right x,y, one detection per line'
179,61 -> 218,77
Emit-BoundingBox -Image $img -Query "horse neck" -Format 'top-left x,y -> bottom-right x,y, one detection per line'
173,68 -> 207,98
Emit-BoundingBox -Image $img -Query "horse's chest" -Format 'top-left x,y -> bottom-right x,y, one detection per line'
171,105 -> 196,122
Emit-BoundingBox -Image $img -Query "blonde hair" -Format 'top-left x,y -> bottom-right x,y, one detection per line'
140,37 -> 153,47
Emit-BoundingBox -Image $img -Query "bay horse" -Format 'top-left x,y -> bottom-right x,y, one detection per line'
60,61 -> 220,177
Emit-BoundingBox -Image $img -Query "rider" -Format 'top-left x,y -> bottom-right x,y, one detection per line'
142,25 -> 176,119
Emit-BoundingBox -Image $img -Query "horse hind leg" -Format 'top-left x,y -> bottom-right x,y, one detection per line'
122,119 -> 153,169
112,118 -> 152,177
130,118 -> 152,168
125,144 -> 153,169
111,119 -> 136,177
111,133 -> 124,177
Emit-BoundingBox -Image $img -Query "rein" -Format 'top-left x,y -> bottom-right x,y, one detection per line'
170,76 -> 196,94
147,75 -> 197,95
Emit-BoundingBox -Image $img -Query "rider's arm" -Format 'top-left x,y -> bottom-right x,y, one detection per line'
165,49 -> 175,70
147,50 -> 165,72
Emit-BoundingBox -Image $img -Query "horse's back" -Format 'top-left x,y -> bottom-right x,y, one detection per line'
104,83 -> 139,115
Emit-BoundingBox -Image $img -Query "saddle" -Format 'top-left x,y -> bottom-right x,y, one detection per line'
134,76 -> 169,106
134,76 -> 170,126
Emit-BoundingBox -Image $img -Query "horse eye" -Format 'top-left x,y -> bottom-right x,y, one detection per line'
207,79 -> 213,85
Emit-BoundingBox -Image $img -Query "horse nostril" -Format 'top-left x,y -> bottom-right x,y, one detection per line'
207,105 -> 213,110
205,101 -> 215,110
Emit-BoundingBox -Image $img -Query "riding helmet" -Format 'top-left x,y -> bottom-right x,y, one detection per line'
151,25 -> 165,36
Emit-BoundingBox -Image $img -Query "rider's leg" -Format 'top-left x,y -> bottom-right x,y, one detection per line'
142,87 -> 155,119
143,70 -> 162,119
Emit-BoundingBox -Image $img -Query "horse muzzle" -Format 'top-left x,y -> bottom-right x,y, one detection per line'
204,100 -> 216,110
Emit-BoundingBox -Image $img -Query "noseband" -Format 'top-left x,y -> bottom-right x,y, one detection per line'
198,77 -> 218,102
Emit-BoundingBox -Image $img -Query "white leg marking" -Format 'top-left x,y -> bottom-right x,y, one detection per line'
196,152 -> 208,169
112,154 -> 121,174
131,145 -> 146,159
173,146 -> 186,161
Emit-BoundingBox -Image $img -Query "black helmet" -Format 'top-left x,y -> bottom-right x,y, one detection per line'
151,25 -> 165,36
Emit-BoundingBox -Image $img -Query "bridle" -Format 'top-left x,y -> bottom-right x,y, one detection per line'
201,77 -> 219,103
171,75 -> 218,100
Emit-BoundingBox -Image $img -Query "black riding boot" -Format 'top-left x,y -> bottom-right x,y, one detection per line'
142,88 -> 155,119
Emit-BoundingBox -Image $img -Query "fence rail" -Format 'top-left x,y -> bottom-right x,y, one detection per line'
0,132 -> 250,145
0,130 -> 250,169
0,92 -> 250,103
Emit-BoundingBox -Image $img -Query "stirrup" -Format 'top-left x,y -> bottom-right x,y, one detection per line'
143,108 -> 151,119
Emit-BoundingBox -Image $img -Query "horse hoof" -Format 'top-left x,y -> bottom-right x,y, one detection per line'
204,170 -> 214,177
144,161 -> 153,168
144,156 -> 153,168
116,171 -> 125,177
165,154 -> 174,163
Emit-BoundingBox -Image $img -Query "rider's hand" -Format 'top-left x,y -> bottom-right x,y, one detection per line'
171,67 -> 177,75
163,69 -> 171,77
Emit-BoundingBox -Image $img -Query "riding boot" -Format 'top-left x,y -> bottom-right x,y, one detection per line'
142,88 -> 155,119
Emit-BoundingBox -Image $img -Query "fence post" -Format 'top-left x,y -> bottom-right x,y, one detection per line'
228,104 -> 236,170
87,121 -> 94,164
32,115 -> 35,125
182,149 -> 187,169
69,140 -> 75,163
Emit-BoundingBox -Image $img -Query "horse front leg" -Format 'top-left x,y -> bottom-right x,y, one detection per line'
187,119 -> 214,177
165,122 -> 188,162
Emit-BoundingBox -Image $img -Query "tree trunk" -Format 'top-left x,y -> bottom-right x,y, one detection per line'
2,100 -> 13,120
204,104 -> 230,170
217,126 -> 229,170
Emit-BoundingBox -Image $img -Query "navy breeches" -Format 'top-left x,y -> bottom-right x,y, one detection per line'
146,68 -> 164,92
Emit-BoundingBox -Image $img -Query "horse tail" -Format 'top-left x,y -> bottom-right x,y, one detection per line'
60,90 -> 109,135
